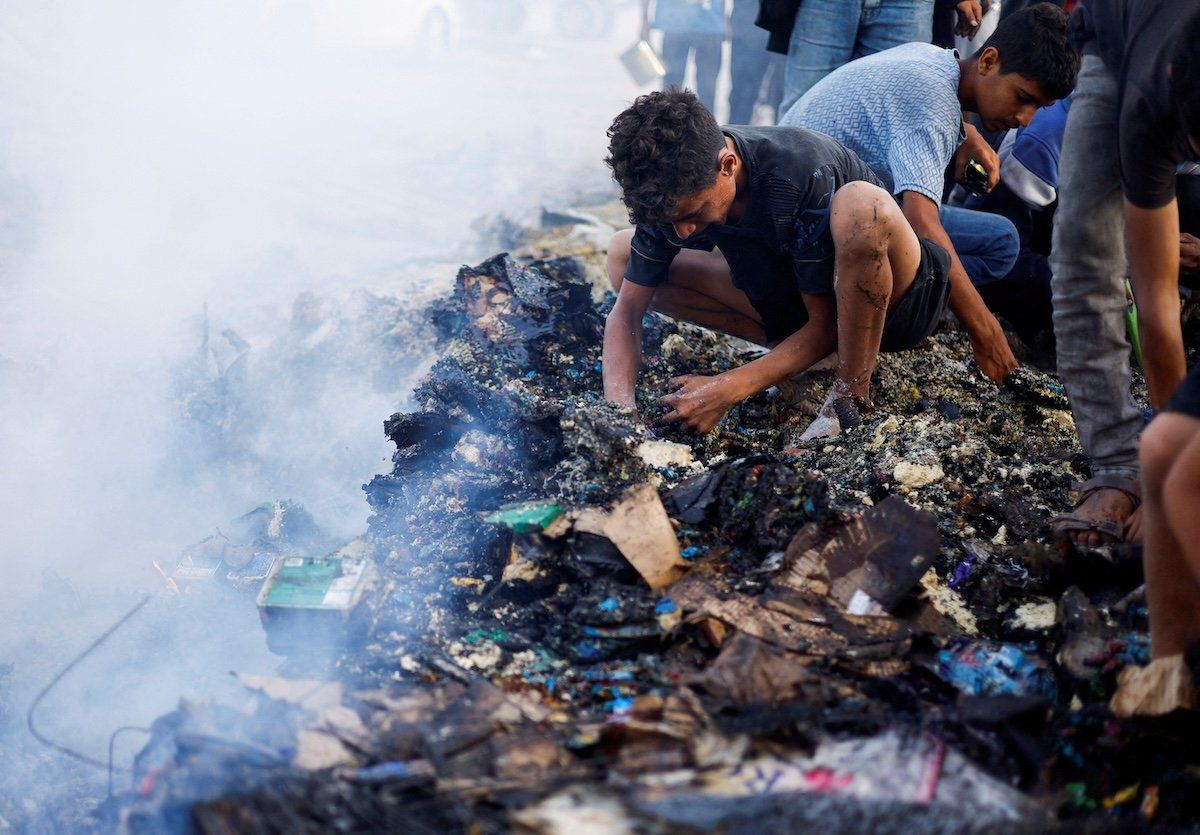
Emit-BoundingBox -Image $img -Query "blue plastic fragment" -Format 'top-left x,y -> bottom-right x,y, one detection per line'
350,762 -> 415,782
936,641 -> 1055,699
949,553 -> 977,589
584,669 -> 634,682
597,597 -> 620,612
525,369 -> 537,379
680,546 -> 702,560
608,696 -> 636,714
1116,633 -> 1151,666
576,641 -> 603,660
654,598 -> 677,615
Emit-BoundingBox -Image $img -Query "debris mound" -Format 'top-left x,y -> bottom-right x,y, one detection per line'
119,246 -> 1200,833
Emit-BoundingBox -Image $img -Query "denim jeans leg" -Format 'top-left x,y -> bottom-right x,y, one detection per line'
1049,54 -> 1141,479
765,53 -> 785,118
939,204 -> 1020,286
780,0 -> 861,115
856,0 -> 936,57
729,33 -> 772,123
691,34 -> 725,113
659,31 -> 691,92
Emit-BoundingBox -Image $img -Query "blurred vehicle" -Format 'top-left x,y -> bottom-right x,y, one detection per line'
261,0 -> 461,50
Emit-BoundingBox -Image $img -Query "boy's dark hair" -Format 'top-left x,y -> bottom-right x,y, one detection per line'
980,2 -> 1079,100
1172,7 -> 1200,140
605,88 -> 726,225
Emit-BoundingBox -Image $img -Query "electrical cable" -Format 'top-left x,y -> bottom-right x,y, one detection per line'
27,593 -> 153,771
108,725 -> 151,797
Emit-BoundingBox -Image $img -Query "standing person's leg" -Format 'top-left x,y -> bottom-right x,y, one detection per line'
764,53 -> 785,121
1140,409 -> 1200,658
659,31 -> 690,92
691,34 -> 724,114
729,32 -> 771,124
939,205 -> 1020,286
855,0 -> 936,58
1048,54 -> 1142,547
780,0 -> 861,115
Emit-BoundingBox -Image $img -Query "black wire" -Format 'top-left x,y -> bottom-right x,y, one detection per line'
27,593 -> 153,771
108,725 -> 151,797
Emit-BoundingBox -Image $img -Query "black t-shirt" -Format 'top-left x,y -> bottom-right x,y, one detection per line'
623,125 -> 882,300
1072,0 -> 1197,209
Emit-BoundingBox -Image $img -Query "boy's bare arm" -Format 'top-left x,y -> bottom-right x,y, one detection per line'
603,280 -> 656,412
901,191 -> 1017,383
1126,198 -> 1186,408
660,294 -> 838,433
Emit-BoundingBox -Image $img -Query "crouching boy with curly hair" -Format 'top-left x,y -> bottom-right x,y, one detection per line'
602,89 -> 952,440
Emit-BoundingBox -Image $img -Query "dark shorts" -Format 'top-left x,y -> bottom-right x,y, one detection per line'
879,237 -> 953,352
746,237 -> 952,349
1166,363 -> 1200,419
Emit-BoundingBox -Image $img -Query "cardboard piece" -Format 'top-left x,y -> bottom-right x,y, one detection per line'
688,633 -> 849,706
1109,654 -> 1199,718
573,483 -> 686,590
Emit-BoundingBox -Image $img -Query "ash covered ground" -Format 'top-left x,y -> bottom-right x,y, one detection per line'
19,211 -> 1200,833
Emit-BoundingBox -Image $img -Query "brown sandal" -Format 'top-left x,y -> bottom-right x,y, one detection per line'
1049,474 -> 1142,545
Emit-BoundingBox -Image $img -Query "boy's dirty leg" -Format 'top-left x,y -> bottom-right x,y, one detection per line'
801,182 -> 923,441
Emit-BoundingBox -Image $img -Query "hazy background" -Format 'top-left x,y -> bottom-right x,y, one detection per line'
0,0 -> 658,597
0,0 -> 749,821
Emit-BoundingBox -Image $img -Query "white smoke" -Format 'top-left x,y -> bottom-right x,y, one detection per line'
0,0 -> 650,824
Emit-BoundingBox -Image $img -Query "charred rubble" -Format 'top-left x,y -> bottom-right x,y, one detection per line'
118,248 -> 1200,833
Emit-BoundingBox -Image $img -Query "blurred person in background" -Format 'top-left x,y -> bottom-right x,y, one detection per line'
728,0 -> 784,124
778,0 -> 935,115
641,0 -> 728,113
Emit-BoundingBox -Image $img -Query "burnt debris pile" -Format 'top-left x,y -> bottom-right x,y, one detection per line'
121,249 -> 1200,833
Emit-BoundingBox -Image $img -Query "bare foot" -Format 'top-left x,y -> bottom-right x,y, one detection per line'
799,381 -> 869,442
1070,487 -> 1138,549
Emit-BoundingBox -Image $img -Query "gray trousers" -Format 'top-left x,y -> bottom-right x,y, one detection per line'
1050,54 -> 1142,480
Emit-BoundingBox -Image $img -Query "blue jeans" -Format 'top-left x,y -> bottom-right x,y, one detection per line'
660,32 -> 724,113
1049,55 -> 1141,478
781,0 -> 934,114
939,204 -> 1019,287
728,6 -> 785,124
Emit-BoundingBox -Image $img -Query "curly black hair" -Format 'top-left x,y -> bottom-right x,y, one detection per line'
604,88 -> 726,225
1172,6 -> 1200,141
981,3 -> 1079,100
